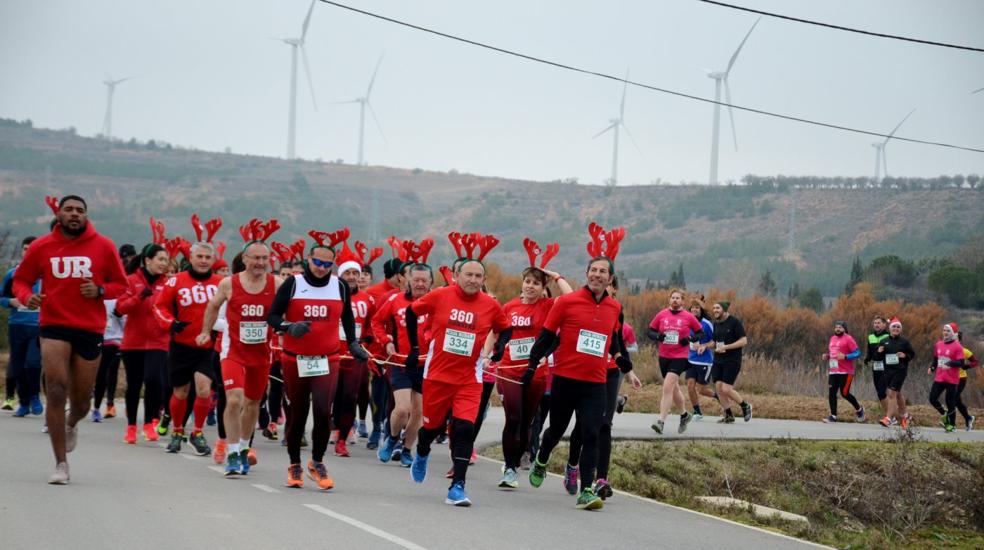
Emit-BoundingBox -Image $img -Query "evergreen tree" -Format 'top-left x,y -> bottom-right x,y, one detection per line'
758,269 -> 778,297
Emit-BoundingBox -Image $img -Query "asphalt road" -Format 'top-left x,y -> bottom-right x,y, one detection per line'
4,404 -> 977,550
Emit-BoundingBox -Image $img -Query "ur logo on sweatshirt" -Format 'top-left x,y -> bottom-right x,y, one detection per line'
49,256 -> 93,279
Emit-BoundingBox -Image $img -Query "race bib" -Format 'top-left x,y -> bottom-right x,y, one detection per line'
664,331 -> 679,345
828,359 -> 839,370
885,354 -> 899,366
239,321 -> 268,345
872,361 -> 884,371
689,341 -> 697,351
576,329 -> 608,358
338,322 -> 362,340
507,337 -> 535,360
297,355 -> 329,377
715,341 -> 725,352
443,329 -> 476,357
938,357 -> 951,368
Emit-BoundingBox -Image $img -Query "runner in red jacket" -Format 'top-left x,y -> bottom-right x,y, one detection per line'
153,242 -> 222,456
13,195 -> 129,484
406,234 -> 509,507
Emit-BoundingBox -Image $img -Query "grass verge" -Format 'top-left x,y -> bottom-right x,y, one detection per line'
483,438 -> 984,549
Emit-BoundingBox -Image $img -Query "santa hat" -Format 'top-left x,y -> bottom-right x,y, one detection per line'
212,258 -> 228,272
335,236 -> 364,277
944,322 -> 959,335
523,238 -> 560,270
889,317 -> 902,329
586,222 -> 626,261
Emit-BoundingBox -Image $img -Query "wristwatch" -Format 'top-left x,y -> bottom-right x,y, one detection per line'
97,285 -> 105,298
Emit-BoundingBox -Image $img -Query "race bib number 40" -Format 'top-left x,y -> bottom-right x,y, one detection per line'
507,337 -> 535,360
576,329 -> 608,358
297,355 -> 329,377
443,329 -> 476,357
239,321 -> 268,345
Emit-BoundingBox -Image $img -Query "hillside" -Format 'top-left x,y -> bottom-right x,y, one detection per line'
1,122 -> 982,295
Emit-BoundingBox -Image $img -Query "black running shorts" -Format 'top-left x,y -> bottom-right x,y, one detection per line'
168,342 -> 214,388
40,325 -> 103,361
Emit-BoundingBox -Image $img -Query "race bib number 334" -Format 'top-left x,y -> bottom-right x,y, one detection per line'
443,329 -> 476,357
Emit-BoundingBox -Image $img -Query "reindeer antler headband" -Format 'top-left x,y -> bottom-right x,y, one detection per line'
585,222 -> 626,261
523,238 -> 560,270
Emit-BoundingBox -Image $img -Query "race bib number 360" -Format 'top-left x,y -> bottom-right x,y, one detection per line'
443,329 -> 476,357
507,337 -> 535,360
297,355 -> 329,377
239,321 -> 268,345
576,329 -> 608,358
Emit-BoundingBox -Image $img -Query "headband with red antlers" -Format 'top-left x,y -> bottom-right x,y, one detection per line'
270,242 -> 293,265
451,232 -> 500,263
289,239 -> 306,262
190,214 -> 223,243
308,228 -> 349,252
523,238 -> 560,270
45,196 -> 59,216
148,217 -> 167,245
585,222 -> 626,261
438,265 -> 454,286
355,241 -> 384,268
164,236 -> 190,261
239,218 -> 281,244
215,241 -> 226,260
402,238 -> 435,266
386,236 -> 409,262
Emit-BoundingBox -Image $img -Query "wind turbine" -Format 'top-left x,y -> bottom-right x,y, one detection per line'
332,55 -> 386,166
279,0 -> 318,160
101,76 -> 130,140
592,70 -> 641,186
871,109 -> 915,183
972,86 -> 984,95
705,17 -> 760,185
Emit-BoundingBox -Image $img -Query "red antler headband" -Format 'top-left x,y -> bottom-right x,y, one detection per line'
270,242 -> 293,265
164,236 -> 189,261
448,232 -> 465,260
356,241 -> 384,268
308,227 -> 349,253
585,222 -> 626,261
289,239 -> 306,262
438,265 -> 454,286
190,214 -> 223,243
386,236 -> 409,262
523,238 -> 560,270
239,218 -> 281,252
45,196 -> 60,216
148,217 -> 167,245
401,238 -> 435,266
456,232 -> 499,263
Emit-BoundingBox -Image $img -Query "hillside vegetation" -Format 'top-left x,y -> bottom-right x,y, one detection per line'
2,121 -> 983,296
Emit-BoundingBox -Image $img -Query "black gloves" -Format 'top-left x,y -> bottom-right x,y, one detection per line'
405,347 -> 420,370
284,321 -> 312,338
348,341 -> 370,362
615,355 -> 633,374
171,320 -> 190,334
520,367 -> 536,386
490,348 -> 504,363
140,287 -> 154,300
679,337 -> 691,347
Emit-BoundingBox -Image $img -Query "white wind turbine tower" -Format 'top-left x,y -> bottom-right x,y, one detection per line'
705,17 -> 760,185
592,70 -> 641,186
332,55 -> 386,166
871,109 -> 915,183
279,0 -> 318,160
101,76 -> 131,140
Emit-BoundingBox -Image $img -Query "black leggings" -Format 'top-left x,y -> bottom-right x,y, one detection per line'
955,378 -> 972,423
370,371 -> 389,432
94,344 -> 121,409
283,356 -> 338,464
500,376 -> 547,470
260,361 -> 285,427
529,392 -> 551,457
417,417 -> 475,484
122,350 -> 166,426
357,365 -> 370,422
929,381 -> 958,427
827,373 -> 861,416
536,375 -> 607,491
568,368 -> 621,480
333,362 -> 366,439
210,352 -> 227,440
472,381 -> 496,442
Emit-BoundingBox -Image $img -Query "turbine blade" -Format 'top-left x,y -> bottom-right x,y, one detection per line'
367,102 -> 387,143
882,148 -> 888,176
726,17 -> 760,76
973,86 -> 984,95
883,108 -> 915,144
301,45 -> 318,111
621,122 -> 643,155
724,79 -> 738,151
619,68 -> 629,119
328,99 -> 360,105
301,0 -> 316,41
366,54 -> 384,99
592,124 -> 615,139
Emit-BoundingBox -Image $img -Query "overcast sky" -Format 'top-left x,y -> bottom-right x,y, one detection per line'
1,0 -> 982,185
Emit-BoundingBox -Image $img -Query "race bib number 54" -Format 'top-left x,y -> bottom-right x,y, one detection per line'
297,355 -> 329,377
576,329 -> 608,358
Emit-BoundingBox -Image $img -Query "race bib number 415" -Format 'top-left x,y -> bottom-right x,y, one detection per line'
443,329 -> 476,357
576,329 -> 608,358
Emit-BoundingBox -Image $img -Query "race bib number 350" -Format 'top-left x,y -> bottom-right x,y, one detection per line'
576,329 -> 608,358
507,337 -> 535,361
239,321 -> 268,345
443,329 -> 476,356
297,355 -> 329,377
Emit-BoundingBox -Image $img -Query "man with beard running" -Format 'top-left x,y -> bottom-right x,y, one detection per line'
154,242 -> 223,455
13,195 -> 129,484
877,317 -> 915,428
701,301 -> 751,423
821,321 -> 864,424
199,239 -> 283,475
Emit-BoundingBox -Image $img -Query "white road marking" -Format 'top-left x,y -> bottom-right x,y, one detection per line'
208,466 -> 225,474
180,453 -> 197,460
303,504 -> 428,550
251,484 -> 280,493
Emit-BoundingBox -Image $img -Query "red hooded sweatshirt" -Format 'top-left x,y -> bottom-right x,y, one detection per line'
13,221 -> 128,334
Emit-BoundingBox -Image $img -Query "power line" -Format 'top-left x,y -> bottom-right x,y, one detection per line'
317,1 -> 984,154
695,0 -> 984,53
